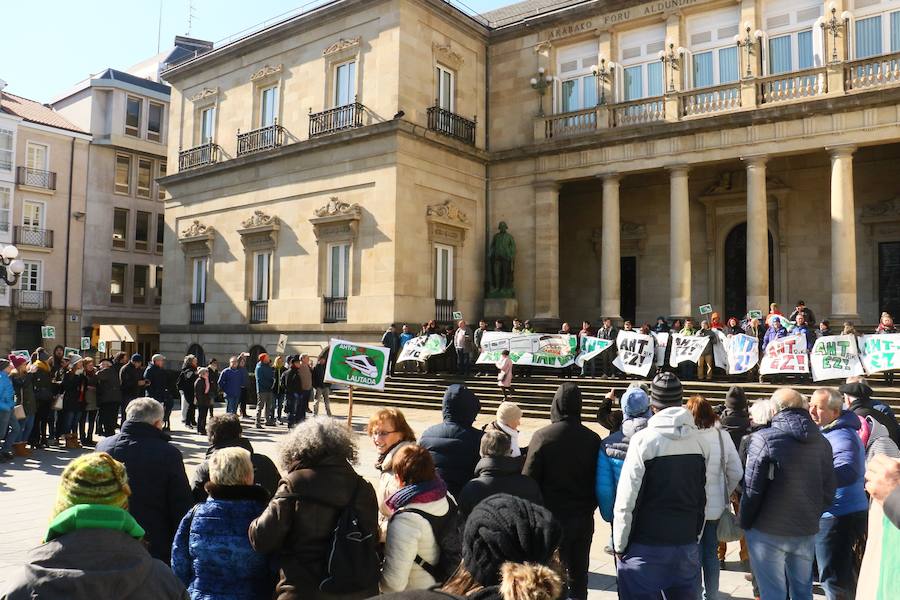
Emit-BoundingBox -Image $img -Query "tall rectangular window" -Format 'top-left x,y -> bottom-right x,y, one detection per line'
113,208 -> 128,249
693,51 -> 714,88
892,11 -> 900,53
135,211 -> 150,251
0,186 -> 10,236
157,161 -> 167,200
334,61 -> 357,106
856,15 -> 884,59
23,201 -> 43,229
133,265 -> 148,304
718,46 -> 739,83
115,154 -> 131,194
156,214 -> 164,253
26,142 -> 48,171
155,266 -> 163,305
797,30 -> 814,69
192,257 -> 207,304
260,87 -> 278,127
200,107 -> 215,143
328,243 -> 350,298
252,252 -> 271,301
624,65 -> 643,101
21,261 -> 41,291
434,244 -> 454,301
136,158 -> 152,198
0,129 -> 12,171
110,263 -> 126,303
647,62 -> 664,97
436,65 -> 455,111
769,35 -> 792,74
125,96 -> 142,136
147,102 -> 163,142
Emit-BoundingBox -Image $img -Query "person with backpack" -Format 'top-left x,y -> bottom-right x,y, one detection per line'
381,444 -> 458,593
249,417 -> 380,600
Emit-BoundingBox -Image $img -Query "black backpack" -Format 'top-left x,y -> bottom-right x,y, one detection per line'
392,496 -> 462,584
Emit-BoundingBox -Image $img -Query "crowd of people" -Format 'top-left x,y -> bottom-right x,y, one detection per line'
4,355 -> 900,599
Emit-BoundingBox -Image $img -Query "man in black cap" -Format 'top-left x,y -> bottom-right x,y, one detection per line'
118,354 -> 146,426
840,380 -> 900,445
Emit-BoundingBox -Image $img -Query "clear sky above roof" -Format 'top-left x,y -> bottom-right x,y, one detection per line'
0,0 -> 516,103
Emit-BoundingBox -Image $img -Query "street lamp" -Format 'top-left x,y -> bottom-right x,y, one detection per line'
591,59 -> 616,105
821,4 -> 851,64
658,43 -> 686,93
0,244 -> 24,286
734,23 -> 763,79
530,67 -> 553,117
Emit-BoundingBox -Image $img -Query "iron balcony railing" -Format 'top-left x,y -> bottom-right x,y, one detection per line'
435,299 -> 455,323
427,105 -> 476,145
249,300 -> 268,324
309,101 -> 364,137
178,141 -> 219,171
12,289 -> 51,310
324,297 -> 347,323
237,122 -> 285,157
14,225 -> 53,248
16,167 -> 56,190
190,303 -> 205,325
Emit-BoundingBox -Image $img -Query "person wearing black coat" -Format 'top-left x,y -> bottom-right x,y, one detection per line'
96,359 -> 123,436
144,355 -> 170,430
176,358 -> 198,428
718,386 -> 752,450
97,398 -> 193,565
523,383 -> 601,600
839,381 -> 900,446
458,430 -> 541,519
419,384 -> 484,498
119,355 -> 146,425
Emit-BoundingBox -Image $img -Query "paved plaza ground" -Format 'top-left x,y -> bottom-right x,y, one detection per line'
0,399 -> 755,599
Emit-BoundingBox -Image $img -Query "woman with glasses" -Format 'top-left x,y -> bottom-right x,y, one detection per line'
367,407 -> 416,538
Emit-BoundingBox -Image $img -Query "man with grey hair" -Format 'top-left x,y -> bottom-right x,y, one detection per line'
98,397 -> 193,564
809,387 -> 867,600
741,387 -> 835,600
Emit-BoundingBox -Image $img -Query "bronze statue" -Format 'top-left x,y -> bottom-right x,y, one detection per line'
488,221 -> 516,297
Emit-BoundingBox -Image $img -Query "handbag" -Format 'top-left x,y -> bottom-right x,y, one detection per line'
716,429 -> 743,542
51,393 -> 64,411
13,404 -> 25,420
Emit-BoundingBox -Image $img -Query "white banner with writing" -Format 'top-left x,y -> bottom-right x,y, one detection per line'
725,334 -> 760,375
668,334 -> 709,367
654,332 -> 669,367
809,334 -> 865,381
612,331 -> 656,377
759,334 -> 809,376
859,334 -> 900,375
575,336 -> 614,368
397,334 -> 449,363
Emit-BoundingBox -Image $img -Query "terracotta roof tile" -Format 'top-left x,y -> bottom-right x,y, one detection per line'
0,91 -> 87,134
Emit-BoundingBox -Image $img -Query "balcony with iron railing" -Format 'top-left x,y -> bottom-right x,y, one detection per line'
249,300 -> 268,324
14,225 -> 53,248
237,121 -> 285,157
190,303 -> 205,325
435,299 -> 455,323
309,100 -> 365,137
324,297 -> 347,323
426,105 -> 476,145
178,141 -> 219,171
12,289 -> 51,311
16,167 -> 56,190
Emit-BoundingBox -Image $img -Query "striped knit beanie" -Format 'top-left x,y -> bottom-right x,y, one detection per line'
650,372 -> 683,409
53,452 -> 131,517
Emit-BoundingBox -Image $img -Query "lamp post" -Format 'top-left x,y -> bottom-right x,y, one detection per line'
0,244 -> 24,286
821,5 -> 851,64
591,59 -> 616,105
658,43 -> 686,93
735,23 -> 763,79
530,67 -> 553,116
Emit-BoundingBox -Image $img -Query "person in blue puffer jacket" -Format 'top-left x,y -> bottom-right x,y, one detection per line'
172,446 -> 275,600
596,386 -> 652,524
0,359 -> 20,460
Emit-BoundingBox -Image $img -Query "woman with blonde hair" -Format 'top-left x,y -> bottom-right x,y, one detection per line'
368,408 -> 417,534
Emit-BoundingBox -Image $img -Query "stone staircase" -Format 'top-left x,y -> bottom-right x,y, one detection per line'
332,372 -> 900,421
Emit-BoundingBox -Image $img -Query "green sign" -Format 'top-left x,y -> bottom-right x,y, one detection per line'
747,310 -> 763,320
699,304 -> 713,315
41,326 -> 56,339
323,338 -> 390,391
452,311 -> 463,320
80,337 -> 91,350
64,347 -> 80,359
98,340 -> 107,353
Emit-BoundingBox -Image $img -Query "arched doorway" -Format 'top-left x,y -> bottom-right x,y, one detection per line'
723,223 -> 775,319
186,343 -> 206,367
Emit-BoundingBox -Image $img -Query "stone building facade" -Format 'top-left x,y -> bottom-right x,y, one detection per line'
160,0 -> 900,361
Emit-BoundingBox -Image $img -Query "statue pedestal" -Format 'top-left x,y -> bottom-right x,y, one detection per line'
483,297 -> 518,322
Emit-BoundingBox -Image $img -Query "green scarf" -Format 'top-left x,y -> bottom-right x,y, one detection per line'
46,504 -> 145,542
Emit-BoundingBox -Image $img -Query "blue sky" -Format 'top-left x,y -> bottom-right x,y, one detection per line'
1,0 -> 513,103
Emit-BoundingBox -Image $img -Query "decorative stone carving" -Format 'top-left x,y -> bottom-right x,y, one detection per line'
323,37 -> 360,57
179,220 -> 214,256
310,197 -> 361,243
188,87 -> 218,102
250,64 -> 282,81
703,171 -> 788,195
534,41 -> 552,56
180,220 -> 214,238
862,196 -> 900,220
432,43 -> 463,69
314,197 -> 362,219
592,222 -> 647,256
426,199 -> 470,226
241,210 -> 279,229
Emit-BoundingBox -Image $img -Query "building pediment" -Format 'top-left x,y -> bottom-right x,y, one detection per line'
426,199 -> 470,227
433,43 -> 464,70
323,37 -> 360,57
188,87 -> 218,102
179,220 -> 215,256
250,64 -> 283,81
238,210 -> 280,250
310,197 -> 361,242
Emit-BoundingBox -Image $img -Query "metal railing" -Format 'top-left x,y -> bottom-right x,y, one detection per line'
845,51 -> 900,91
427,105 -> 476,145
757,67 -> 826,104
309,101 -> 364,137
612,97 -> 665,127
544,106 -> 597,138
680,83 -> 741,117
190,303 -> 205,324
237,122 -> 285,157
178,141 -> 219,171
14,225 -> 53,248
435,299 -> 455,323
16,167 -> 56,190
324,296 -> 347,323
12,289 -> 51,310
249,300 -> 268,324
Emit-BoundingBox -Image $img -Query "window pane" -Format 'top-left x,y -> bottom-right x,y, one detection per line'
23,202 -> 42,228
693,51 -> 714,88
155,266 -> 163,305
135,211 -> 150,250
156,214 -> 164,251
200,108 -> 214,143
856,16 -> 883,59
148,103 -> 163,140
718,46 -> 739,83
798,30 -> 814,70
137,159 -> 152,198
158,161 -> 167,200
331,245 -> 340,296
441,249 -> 449,299
769,35 -> 792,74
583,75 -> 597,107
26,144 -> 47,170
342,245 -> 349,296
335,62 -> 356,106
111,264 -> 126,303
0,187 -> 10,234
115,155 -> 131,194
126,97 -> 141,134
442,70 -> 452,109
192,258 -> 205,303
133,265 -> 148,304
892,12 -> 900,53
113,209 -> 128,248
0,129 -> 12,171
561,79 -> 579,111
260,88 -> 276,127
647,62 -> 664,97
624,66 -> 642,101
22,262 -> 40,291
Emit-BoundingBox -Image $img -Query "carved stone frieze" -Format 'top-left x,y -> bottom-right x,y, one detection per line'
180,220 -> 214,239
426,199 -> 470,226
188,87 -> 218,102
314,197 -> 362,219
250,64 -> 282,81
323,37 -> 361,57
591,221 -> 647,256
861,196 -> 900,222
241,210 -> 279,229
310,197 -> 361,243
433,43 -> 463,69
179,220 -> 214,256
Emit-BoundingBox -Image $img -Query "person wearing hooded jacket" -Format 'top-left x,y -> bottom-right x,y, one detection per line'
419,384 -> 483,498
858,413 -> 900,463
523,383 -> 601,600
613,373 -> 708,599
713,386 -> 752,568
839,380 -> 900,446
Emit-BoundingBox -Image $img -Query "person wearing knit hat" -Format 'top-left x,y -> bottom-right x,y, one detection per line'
0,358 -> 20,461
621,387 -> 650,418
7,354 -> 28,370
482,401 -> 524,458
4,452 -> 189,599
650,371 -> 683,409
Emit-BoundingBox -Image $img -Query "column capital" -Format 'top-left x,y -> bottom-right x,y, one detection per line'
666,164 -> 690,175
826,145 -> 857,159
596,173 -> 621,183
741,154 -> 769,167
533,180 -> 560,192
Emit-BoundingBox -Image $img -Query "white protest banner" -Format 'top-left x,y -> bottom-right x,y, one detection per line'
398,334 -> 449,363
477,332 -> 578,369
859,334 -> 900,375
770,314 -> 795,331
810,335 -> 864,381
654,332 -> 669,367
575,336 -> 614,368
725,334 -> 760,375
276,334 -> 288,354
759,334 -> 809,376
713,330 -> 729,369
612,331 -> 656,377
669,334 -> 709,367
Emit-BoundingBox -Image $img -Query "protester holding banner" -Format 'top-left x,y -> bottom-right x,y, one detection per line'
453,320 -> 474,377
876,312 -> 897,384
789,301 -> 817,327
598,318 -> 619,378
817,320 -> 833,338
695,321 -> 718,381
765,302 -> 783,327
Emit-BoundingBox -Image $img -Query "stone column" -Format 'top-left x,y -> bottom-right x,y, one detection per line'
827,146 -> 859,320
600,175 -> 622,321
534,181 -> 560,319
669,166 -> 691,318
743,155 -> 769,313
